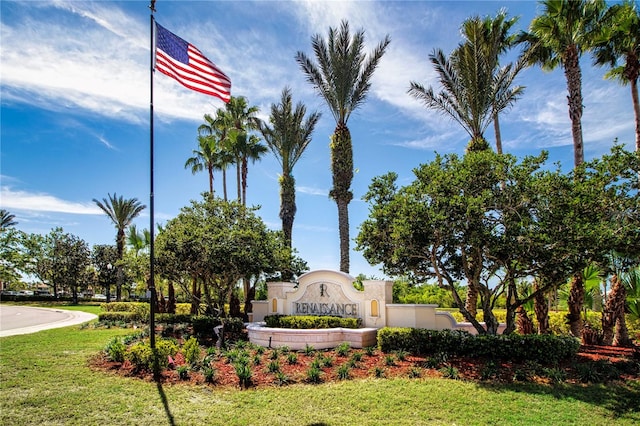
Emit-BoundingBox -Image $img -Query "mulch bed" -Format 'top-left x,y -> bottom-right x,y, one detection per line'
90,339 -> 640,389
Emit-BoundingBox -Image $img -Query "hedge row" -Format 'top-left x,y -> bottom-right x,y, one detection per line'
264,315 -> 362,329
377,327 -> 580,364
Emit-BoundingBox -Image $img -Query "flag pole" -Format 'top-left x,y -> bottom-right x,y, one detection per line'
149,0 -> 157,350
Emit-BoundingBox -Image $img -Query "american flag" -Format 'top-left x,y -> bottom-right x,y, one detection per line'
155,22 -> 231,103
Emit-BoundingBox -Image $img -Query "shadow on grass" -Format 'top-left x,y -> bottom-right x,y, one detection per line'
475,379 -> 640,420
156,381 -> 175,426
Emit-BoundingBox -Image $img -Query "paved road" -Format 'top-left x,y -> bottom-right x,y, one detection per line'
0,305 -> 97,337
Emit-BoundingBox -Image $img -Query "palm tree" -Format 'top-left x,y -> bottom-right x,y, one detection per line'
296,20 -> 390,273
260,87 -> 321,248
236,133 -> 267,207
593,0 -> 640,152
518,0 -> 606,168
184,135 -> 222,196
198,111 -> 235,201
471,10 -> 524,154
127,224 -> 150,255
0,209 -> 17,230
93,193 -> 146,301
223,96 -> 263,204
409,12 -> 524,153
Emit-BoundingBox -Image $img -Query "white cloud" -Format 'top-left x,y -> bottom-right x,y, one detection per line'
1,187 -> 102,215
298,186 -> 328,196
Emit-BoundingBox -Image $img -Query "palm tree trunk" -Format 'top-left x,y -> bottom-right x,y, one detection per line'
564,45 -> 585,168
236,161 -> 241,202
533,279 -> 550,334
207,164 -> 214,196
516,305 -> 535,335
567,272 -> 584,337
280,173 -> 296,249
330,124 -> 354,273
630,77 -> 640,153
222,169 -> 228,202
493,112 -> 503,155
116,230 -> 125,301
241,158 -> 248,206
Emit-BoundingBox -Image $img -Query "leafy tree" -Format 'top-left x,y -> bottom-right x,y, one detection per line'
51,231 -> 90,304
93,193 -> 146,301
518,0 -> 606,168
91,244 -> 118,300
260,87 -> 321,250
0,209 -> 17,229
0,228 -> 27,289
296,20 -> 390,273
356,146 -> 639,335
593,0 -> 640,152
155,196 -> 296,317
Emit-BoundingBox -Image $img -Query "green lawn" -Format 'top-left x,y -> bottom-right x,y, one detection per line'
0,311 -> 639,425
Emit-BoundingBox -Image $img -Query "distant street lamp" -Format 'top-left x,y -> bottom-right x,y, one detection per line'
106,263 -> 112,302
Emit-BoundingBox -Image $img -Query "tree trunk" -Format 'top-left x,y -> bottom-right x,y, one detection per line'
493,112 -> 503,155
207,164 -> 214,196
167,281 -> 176,314
280,173 -> 296,249
563,45 -> 584,168
623,57 -> 639,152
222,169 -> 228,202
241,158 -> 248,206
534,280 -> 550,334
567,273 -> 584,338
330,124 -> 354,274
516,305 -> 535,335
190,276 -> 200,315
465,283 -> 478,319
602,274 -> 633,346
601,275 -> 619,345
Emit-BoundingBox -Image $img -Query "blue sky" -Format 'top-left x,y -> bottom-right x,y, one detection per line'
1,0 -> 635,279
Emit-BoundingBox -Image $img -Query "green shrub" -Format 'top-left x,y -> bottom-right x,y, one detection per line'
373,366 -> 385,378
286,353 -> 298,365
98,311 -> 142,323
303,344 -> 315,355
275,371 -> 289,386
306,366 -> 322,384
439,364 -> 459,379
377,327 -> 580,364
192,315 -> 222,337
263,315 -> 361,329
203,366 -> 217,384
335,342 -> 350,357
267,360 -> 281,373
182,337 -> 201,366
104,337 -> 126,362
156,313 -> 192,324
336,364 -> 351,380
234,362 -> 252,389
408,367 -> 422,378
177,365 -> 189,380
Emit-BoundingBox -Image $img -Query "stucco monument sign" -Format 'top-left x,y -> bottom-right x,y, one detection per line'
249,270 -> 481,350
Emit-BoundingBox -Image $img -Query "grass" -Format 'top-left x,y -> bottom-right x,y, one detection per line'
0,308 -> 639,425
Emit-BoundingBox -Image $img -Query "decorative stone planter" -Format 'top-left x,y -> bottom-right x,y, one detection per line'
246,323 -> 378,350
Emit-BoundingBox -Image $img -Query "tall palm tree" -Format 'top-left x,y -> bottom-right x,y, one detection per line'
0,209 -> 17,230
93,193 -> 146,301
198,111 -> 235,201
593,0 -> 640,152
296,20 -> 390,273
184,135 -> 218,196
409,13 -> 524,153
470,10 -> 524,154
223,96 -> 263,204
518,0 -> 606,168
236,133 -> 267,207
260,87 -> 321,248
